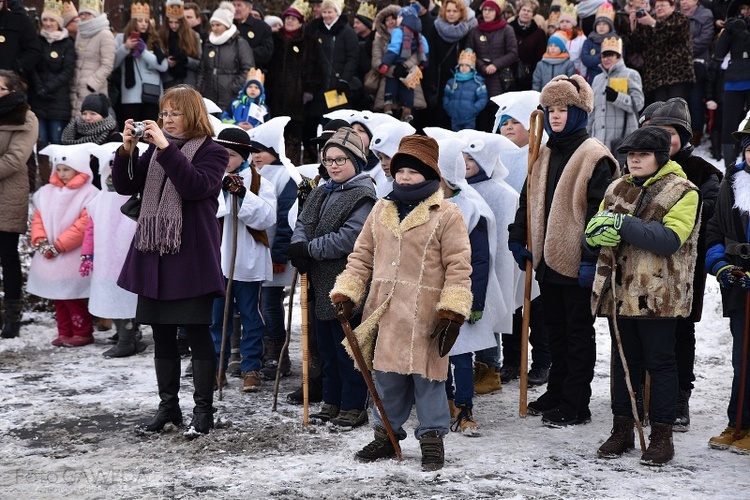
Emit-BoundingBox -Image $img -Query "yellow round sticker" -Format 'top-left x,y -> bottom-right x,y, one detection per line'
50,51 -> 59,58
208,50 -> 215,58
248,31 -> 255,39
480,35 -> 487,42
0,36 -> 5,43
590,49 -> 596,55
293,46 -> 299,53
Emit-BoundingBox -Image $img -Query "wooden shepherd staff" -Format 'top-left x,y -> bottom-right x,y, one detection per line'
520,109 -> 544,418
301,273 -> 309,426
218,194 -> 240,402
272,269 -> 298,411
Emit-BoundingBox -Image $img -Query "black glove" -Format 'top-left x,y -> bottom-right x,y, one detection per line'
288,242 -> 311,274
336,80 -> 349,94
605,86 -> 618,102
393,64 -> 408,79
430,317 -> 462,357
222,174 -> 246,197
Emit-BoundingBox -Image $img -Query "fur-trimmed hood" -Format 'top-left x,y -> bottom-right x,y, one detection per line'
0,102 -> 31,128
375,5 -> 400,41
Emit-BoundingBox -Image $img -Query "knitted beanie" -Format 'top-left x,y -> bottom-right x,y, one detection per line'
390,135 -> 441,181
81,93 -> 111,117
547,31 -> 568,53
323,127 -> 368,171
617,127 -> 672,167
211,1 -> 235,28
540,74 -> 593,114
216,127 -> 253,160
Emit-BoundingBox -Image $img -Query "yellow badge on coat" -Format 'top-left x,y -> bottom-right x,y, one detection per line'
0,36 -> 5,43
208,50 -> 215,58
293,46 -> 299,53
248,31 -> 255,39
590,49 -> 596,55
480,35 -> 487,42
50,51 -> 59,58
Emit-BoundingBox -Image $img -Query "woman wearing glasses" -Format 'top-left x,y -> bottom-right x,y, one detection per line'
113,85 -> 228,438
288,127 -> 377,428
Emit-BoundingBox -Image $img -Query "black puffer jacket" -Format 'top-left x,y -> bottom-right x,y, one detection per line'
29,34 -> 77,122
713,15 -> 750,84
307,15 -> 358,115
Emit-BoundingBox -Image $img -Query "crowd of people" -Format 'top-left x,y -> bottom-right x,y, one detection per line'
1,0 -> 750,474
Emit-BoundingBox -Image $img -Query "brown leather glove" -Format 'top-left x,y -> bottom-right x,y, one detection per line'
430,310 -> 465,357
331,292 -> 354,322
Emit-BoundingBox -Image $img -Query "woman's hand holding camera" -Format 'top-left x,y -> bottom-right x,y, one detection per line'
123,119 -> 169,153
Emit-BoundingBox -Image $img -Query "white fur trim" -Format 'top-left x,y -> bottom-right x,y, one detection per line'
733,169 -> 750,215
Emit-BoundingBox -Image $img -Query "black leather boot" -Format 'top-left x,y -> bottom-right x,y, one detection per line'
137,358 -> 182,433
1,299 -> 23,339
184,358 -> 215,438
103,319 -> 147,357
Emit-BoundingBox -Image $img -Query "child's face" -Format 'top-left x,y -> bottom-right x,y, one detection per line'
463,153 -> 481,179
654,125 -> 681,157
225,148 -> 245,173
385,14 -> 398,30
82,110 -> 104,123
595,21 -> 611,34
547,43 -> 562,56
136,17 -> 149,33
458,63 -> 472,74
394,166 -> 426,185
627,151 -> 660,178
547,24 -> 557,36
352,123 -> 371,152
482,6 -> 497,21
547,105 -> 568,133
396,15 -> 403,26
500,118 -> 530,147
55,164 -> 76,184
376,152 -> 392,178
245,83 -> 261,99
323,146 -> 356,183
252,151 -> 276,169
559,19 -> 573,31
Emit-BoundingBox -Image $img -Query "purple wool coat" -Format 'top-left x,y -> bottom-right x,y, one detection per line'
112,139 -> 228,301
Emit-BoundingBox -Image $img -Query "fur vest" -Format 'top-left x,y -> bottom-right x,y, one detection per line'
530,138 -> 615,278
592,172 -> 700,318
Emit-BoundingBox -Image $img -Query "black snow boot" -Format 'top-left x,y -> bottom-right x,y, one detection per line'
673,388 -> 691,432
1,299 -> 23,339
184,358 -> 215,438
640,422 -> 674,466
137,358 -> 183,433
355,426 -> 396,462
597,416 -> 635,458
261,339 -> 292,380
419,431 -> 445,471
103,319 -> 147,357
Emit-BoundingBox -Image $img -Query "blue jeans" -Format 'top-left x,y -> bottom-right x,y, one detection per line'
445,352 -> 473,406
261,286 -> 286,343
475,332 -> 501,369
210,280 -> 265,373
316,315 -> 368,411
37,118 -> 66,144
384,76 -> 414,108
728,310 -> 750,428
372,370 -> 450,439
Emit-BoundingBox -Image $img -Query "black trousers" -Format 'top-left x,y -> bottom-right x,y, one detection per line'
152,324 -> 215,361
540,282 -> 596,418
0,232 -> 22,301
611,318 -> 678,424
503,296 -> 551,371
674,317 -> 696,391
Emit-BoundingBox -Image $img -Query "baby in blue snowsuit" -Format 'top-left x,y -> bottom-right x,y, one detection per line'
221,74 -> 268,130
442,49 -> 489,132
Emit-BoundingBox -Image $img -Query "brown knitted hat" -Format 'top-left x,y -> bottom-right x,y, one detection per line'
390,135 -> 441,181
539,75 -> 594,114
323,127 -> 368,167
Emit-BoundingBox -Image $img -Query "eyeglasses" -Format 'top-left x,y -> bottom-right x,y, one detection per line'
158,111 -> 183,119
321,156 -> 350,167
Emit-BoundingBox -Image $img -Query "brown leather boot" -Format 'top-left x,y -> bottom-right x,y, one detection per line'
640,422 -> 674,466
597,415 -> 635,458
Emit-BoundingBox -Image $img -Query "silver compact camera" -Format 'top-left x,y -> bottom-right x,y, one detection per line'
130,121 -> 146,138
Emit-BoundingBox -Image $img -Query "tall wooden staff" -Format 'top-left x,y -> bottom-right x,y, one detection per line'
520,109 -> 544,418
272,269 -> 298,411
218,194 -> 239,402
734,280 -> 750,441
301,273 -> 309,426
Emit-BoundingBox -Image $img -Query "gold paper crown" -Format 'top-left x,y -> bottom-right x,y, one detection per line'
131,1 -> 151,19
288,0 -> 311,20
559,2 -> 577,20
246,68 -> 265,85
44,0 -> 64,18
166,0 -> 185,19
458,48 -> 476,68
78,0 -> 102,14
601,35 -> 622,55
62,0 -> 77,16
399,66 -> 423,90
356,2 -> 377,22
595,2 -> 615,21
547,10 -> 559,26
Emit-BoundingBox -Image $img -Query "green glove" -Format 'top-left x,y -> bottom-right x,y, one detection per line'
585,226 -> 622,247
585,211 -> 627,237
469,311 -> 483,324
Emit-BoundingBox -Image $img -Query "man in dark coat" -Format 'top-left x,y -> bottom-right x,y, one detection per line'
232,0 -> 274,68
0,0 -> 42,84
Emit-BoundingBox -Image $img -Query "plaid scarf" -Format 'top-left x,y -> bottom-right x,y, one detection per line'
400,26 -> 427,66
135,132 -> 206,255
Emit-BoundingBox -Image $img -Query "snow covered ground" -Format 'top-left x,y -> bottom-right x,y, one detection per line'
1,146 -> 749,499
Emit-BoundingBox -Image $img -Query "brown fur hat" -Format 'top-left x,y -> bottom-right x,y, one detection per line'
539,75 -> 594,114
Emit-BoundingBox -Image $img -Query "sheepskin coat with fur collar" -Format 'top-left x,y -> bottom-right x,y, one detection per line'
331,189 -> 473,381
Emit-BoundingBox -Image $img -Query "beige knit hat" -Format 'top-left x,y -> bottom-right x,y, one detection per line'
323,127 -> 367,167
211,1 -> 236,28
539,74 -> 593,114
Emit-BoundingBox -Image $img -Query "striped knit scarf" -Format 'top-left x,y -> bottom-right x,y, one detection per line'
400,26 -> 427,66
135,133 -> 206,255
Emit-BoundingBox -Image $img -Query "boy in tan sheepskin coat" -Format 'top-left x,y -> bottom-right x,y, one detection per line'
330,135 -> 473,471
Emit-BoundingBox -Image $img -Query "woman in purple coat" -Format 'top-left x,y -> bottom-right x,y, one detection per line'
112,85 -> 228,438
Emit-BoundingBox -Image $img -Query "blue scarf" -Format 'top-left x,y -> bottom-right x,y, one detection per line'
543,105 -> 589,139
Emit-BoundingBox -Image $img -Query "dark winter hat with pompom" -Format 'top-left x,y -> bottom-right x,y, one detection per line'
617,127 -> 672,168
81,93 -> 111,117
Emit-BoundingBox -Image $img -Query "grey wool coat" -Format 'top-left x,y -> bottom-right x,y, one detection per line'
587,58 -> 644,153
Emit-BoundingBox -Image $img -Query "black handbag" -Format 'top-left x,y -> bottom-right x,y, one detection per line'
499,66 -> 516,93
135,62 -> 162,105
120,192 -> 142,221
